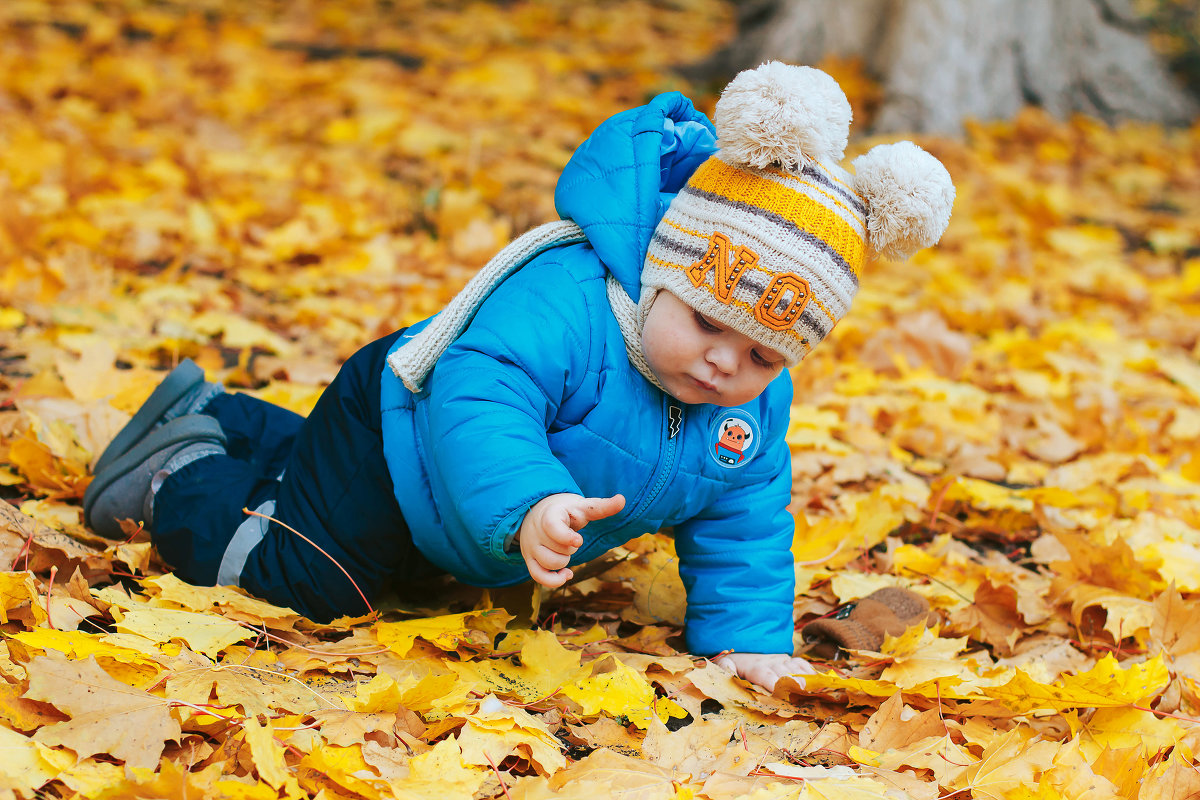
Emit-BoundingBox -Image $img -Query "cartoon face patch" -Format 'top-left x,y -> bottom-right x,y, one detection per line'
707,408 -> 762,469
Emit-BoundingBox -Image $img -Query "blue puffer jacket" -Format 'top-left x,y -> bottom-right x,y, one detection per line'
380,92 -> 796,656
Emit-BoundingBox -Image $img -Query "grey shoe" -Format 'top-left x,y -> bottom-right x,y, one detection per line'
84,414 -> 227,537
93,359 -> 223,474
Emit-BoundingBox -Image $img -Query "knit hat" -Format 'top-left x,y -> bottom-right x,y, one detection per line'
801,586 -> 939,657
641,62 -> 956,365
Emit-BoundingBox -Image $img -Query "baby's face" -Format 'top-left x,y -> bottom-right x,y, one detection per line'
641,291 -> 785,407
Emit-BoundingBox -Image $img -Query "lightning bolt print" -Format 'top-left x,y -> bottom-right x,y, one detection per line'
668,405 -> 682,439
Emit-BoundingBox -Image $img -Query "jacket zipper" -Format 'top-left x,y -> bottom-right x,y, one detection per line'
627,397 -> 683,522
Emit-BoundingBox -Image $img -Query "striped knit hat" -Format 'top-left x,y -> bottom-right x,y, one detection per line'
641,62 -> 955,365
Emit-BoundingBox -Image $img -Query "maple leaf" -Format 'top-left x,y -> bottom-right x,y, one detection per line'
164,661 -> 337,717
0,681 -> 66,734
7,435 -> 89,500
547,747 -> 682,799
947,579 -> 1025,655
0,572 -> 43,625
1038,738 -> 1124,800
1049,531 -> 1163,595
113,759 -> 238,800
24,652 -> 180,769
0,500 -> 107,577
12,627 -> 166,681
1066,583 -> 1156,644
0,724 -> 56,795
140,572 -> 302,630
448,627 -> 585,704
313,708 -> 426,746
374,609 -> 511,657
296,742 -> 391,799
390,737 -> 489,800
985,654 -> 1169,713
1090,745 -> 1148,799
1137,751 -> 1200,800
641,714 -> 739,777
456,695 -> 567,775
947,730 -> 1059,799
858,692 -> 948,752
872,734 -> 977,786
1074,706 -> 1185,760
783,772 -> 899,799
686,662 -> 803,718
793,489 -> 908,569
114,606 -> 255,658
601,533 -> 687,626
992,632 -> 1094,684
345,667 -> 465,715
869,625 -> 999,699
39,756 -> 127,799
1150,585 -> 1200,658
241,716 -> 302,793
562,655 -> 689,729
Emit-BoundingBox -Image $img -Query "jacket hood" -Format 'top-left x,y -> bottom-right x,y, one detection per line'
554,92 -> 717,302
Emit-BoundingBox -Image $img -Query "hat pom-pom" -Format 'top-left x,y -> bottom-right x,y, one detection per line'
714,61 -> 852,172
852,141 -> 955,261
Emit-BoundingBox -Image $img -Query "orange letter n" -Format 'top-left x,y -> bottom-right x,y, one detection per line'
687,232 -> 758,304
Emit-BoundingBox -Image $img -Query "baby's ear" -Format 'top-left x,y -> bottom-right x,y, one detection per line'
852,141 -> 955,261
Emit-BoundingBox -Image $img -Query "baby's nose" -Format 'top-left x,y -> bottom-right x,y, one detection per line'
706,344 -> 737,374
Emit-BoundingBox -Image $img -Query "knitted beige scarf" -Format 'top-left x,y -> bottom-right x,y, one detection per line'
386,220 -> 667,394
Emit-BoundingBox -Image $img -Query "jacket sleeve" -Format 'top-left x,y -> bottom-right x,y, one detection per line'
420,256 -> 594,574
674,397 -> 796,656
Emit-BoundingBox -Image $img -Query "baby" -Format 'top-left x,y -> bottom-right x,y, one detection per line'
84,62 -> 953,691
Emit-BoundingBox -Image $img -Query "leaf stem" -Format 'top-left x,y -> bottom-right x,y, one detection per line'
44,565 -> 57,630
242,507 -> 374,616
1131,703 -> 1200,725
483,751 -> 513,800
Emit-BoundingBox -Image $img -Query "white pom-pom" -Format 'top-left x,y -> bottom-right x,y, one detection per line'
852,141 -> 955,261
714,62 -> 852,172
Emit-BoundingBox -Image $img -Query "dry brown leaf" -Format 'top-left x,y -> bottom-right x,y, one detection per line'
547,747 -> 681,799
947,579 -> 1026,655
858,692 -> 948,752
24,653 -> 180,769
313,708 -> 426,746
641,714 -> 739,777
164,662 -> 334,718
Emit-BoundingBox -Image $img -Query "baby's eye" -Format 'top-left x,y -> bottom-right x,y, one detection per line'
693,311 -> 721,333
752,350 -> 783,369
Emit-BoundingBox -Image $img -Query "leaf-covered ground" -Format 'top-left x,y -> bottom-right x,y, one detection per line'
3,1 -> 1200,798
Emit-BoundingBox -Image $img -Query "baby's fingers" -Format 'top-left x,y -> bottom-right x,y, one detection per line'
525,555 -> 573,589
782,657 -> 819,676
713,652 -> 816,694
570,494 -> 625,527
533,544 -> 571,572
544,512 -> 584,550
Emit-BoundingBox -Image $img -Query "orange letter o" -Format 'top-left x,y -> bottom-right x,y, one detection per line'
754,273 -> 810,331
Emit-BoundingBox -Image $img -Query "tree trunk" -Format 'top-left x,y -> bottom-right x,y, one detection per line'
701,0 -> 1197,134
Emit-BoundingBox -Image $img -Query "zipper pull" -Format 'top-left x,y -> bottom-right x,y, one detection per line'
667,403 -> 683,439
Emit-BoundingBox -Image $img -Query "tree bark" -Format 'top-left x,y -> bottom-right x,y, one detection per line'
701,0 -> 1197,134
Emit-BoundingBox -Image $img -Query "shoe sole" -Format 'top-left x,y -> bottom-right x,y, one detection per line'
83,414 -> 227,529
93,360 -> 205,474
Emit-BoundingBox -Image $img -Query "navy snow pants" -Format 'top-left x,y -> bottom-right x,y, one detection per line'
151,331 -> 438,621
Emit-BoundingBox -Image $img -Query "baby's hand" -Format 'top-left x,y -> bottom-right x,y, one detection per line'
519,493 -> 625,588
713,652 -> 818,693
